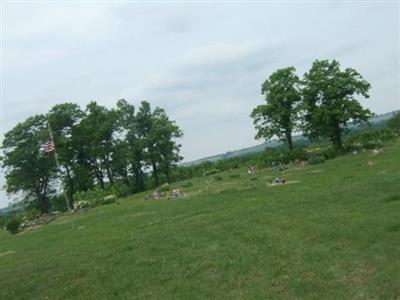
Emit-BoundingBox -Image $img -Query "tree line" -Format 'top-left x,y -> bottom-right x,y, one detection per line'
1,100 -> 182,213
251,59 -> 372,150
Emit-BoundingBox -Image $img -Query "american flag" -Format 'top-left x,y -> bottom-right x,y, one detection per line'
42,137 -> 55,153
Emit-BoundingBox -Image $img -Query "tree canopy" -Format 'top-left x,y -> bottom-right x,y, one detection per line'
251,59 -> 372,150
302,59 -> 371,149
251,66 -> 301,150
1,100 -> 183,213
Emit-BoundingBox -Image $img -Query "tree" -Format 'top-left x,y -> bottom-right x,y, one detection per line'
1,115 -> 56,213
74,102 -> 118,189
115,99 -> 146,192
48,103 -> 84,202
302,59 -> 372,149
251,66 -> 301,150
135,101 -> 183,187
154,113 -> 183,183
136,101 -> 161,186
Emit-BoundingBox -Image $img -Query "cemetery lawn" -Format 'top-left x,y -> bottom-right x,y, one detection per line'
1,139 -> 400,299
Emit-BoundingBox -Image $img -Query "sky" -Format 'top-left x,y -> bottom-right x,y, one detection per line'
1,1 -> 399,207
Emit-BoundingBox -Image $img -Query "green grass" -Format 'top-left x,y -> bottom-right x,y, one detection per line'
1,140 -> 400,299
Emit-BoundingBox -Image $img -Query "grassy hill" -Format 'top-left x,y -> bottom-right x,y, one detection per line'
1,139 -> 400,299
183,111 -> 398,165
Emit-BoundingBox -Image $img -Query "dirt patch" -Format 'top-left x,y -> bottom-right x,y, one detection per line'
0,250 -> 15,257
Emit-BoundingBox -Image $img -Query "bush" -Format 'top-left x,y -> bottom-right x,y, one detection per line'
103,195 -> 117,205
6,217 -> 21,234
73,187 -> 117,209
214,175 -> 223,181
73,200 -> 90,210
388,112 -> 400,132
344,128 -> 397,151
229,173 -> 241,179
308,154 -> 326,165
24,208 -> 40,221
107,181 -> 131,198
158,183 -> 170,192
203,169 -> 219,176
259,147 -> 308,167
48,194 -> 69,212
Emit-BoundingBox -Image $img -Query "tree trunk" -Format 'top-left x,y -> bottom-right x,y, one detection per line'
95,170 -> 104,189
152,160 -> 159,187
285,130 -> 293,150
36,192 -> 49,214
65,165 -> 74,203
106,166 -> 114,185
133,165 -> 145,192
165,164 -> 171,183
332,120 -> 343,150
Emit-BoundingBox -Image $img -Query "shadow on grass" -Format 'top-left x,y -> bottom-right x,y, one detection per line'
383,194 -> 400,202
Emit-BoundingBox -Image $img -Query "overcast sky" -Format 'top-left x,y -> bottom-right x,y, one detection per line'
1,1 -> 399,207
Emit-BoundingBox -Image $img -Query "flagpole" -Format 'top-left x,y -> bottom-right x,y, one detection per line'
47,123 -> 72,212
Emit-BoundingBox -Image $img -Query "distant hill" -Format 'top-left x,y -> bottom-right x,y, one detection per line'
183,110 -> 398,166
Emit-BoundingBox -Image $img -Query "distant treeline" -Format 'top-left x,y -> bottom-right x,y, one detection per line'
175,113 -> 400,181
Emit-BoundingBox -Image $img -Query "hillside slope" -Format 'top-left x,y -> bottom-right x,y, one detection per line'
1,139 -> 400,299
184,110 -> 398,165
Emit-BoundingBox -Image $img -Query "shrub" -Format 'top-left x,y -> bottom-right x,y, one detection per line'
259,147 -> 308,167
203,169 -> 219,176
103,195 -> 117,205
107,181 -> 130,198
73,200 -> 90,210
158,183 -> 170,192
0,215 -> 8,229
73,187 -> 117,208
229,173 -> 241,179
308,154 -> 326,165
24,208 -> 40,221
214,175 -> 223,181
6,217 -> 21,234
181,181 -> 193,188
388,112 -> 400,132
344,128 -> 397,151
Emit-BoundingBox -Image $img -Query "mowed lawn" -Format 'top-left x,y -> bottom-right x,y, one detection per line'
1,140 -> 400,300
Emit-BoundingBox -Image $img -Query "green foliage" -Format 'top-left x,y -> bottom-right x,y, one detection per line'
259,147 -> 308,167
203,169 -> 220,176
387,112 -> 400,132
48,194 -> 69,212
344,128 -> 397,151
158,183 -> 171,192
229,173 -> 241,179
0,115 -> 57,214
73,187 -> 116,209
5,217 -> 22,234
24,208 -> 40,221
213,175 -> 223,181
2,99 -> 183,213
307,154 -> 326,165
180,181 -> 193,188
251,67 -> 301,150
302,59 -> 372,149
106,181 -> 131,198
